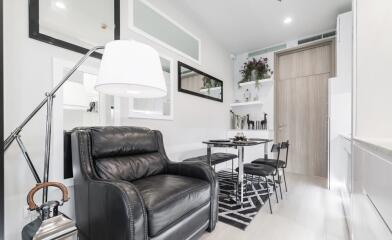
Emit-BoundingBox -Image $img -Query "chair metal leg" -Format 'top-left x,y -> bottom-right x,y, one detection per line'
266,177 -> 272,214
235,173 -> 239,202
272,175 -> 279,203
231,159 -> 234,180
245,174 -> 249,194
278,174 -> 283,200
283,168 -> 288,192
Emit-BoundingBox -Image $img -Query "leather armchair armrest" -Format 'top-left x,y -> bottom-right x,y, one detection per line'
167,162 -> 219,231
71,129 -> 148,240
82,180 -> 147,240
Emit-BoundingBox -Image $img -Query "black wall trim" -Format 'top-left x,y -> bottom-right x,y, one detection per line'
1,0 -> 4,238
28,0 -> 120,59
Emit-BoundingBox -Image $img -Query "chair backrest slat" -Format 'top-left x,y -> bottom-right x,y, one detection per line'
280,140 -> 289,167
270,143 -> 281,170
271,143 -> 280,153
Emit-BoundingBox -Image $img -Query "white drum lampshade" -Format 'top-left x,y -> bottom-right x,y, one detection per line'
95,40 -> 167,98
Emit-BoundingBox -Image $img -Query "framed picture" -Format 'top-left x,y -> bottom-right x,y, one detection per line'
29,0 -> 120,59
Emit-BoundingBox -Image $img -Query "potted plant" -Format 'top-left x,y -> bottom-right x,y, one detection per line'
239,57 -> 273,88
201,77 -> 221,95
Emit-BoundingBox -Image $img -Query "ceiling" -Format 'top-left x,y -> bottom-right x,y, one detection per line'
172,0 -> 351,53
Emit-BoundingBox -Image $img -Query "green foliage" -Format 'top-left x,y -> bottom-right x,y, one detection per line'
239,57 -> 273,88
201,77 -> 222,94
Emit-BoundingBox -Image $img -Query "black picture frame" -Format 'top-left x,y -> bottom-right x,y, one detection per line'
178,61 -> 223,102
28,0 -> 120,59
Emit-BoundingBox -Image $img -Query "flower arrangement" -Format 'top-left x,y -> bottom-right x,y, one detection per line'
239,57 -> 273,88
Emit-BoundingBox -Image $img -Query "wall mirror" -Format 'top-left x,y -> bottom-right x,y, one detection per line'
178,62 -> 223,102
52,58 -> 114,184
129,56 -> 174,120
29,0 -> 120,58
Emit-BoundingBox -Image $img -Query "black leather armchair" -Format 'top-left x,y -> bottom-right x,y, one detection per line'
71,126 -> 218,240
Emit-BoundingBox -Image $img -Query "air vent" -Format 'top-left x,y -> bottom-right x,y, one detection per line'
322,31 -> 336,38
298,31 -> 336,45
248,44 -> 287,58
298,35 -> 322,45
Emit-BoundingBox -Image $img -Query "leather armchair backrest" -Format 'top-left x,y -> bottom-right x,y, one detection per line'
89,126 -> 167,181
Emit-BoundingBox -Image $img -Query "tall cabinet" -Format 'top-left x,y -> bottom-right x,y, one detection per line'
328,10 -> 353,232
351,0 -> 392,239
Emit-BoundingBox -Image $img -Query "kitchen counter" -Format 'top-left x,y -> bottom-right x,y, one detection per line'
354,137 -> 392,158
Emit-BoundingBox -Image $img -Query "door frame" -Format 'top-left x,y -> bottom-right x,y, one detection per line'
273,39 -> 336,181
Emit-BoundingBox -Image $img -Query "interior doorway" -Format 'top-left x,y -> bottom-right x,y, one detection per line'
275,40 -> 335,178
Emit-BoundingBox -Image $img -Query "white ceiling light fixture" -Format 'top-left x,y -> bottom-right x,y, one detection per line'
55,1 -> 67,10
283,17 -> 293,25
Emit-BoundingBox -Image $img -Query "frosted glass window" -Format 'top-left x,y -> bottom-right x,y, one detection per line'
130,0 -> 200,62
129,56 -> 173,120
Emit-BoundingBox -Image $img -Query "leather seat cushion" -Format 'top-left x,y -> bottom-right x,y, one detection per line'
132,175 -> 210,237
252,158 -> 286,168
236,163 -> 276,176
183,153 -> 237,165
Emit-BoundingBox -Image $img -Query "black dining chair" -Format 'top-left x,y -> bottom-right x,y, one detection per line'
252,140 -> 289,193
183,152 -> 238,177
236,143 -> 281,214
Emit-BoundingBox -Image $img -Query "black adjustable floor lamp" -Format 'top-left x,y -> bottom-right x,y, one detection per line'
2,40 -> 168,206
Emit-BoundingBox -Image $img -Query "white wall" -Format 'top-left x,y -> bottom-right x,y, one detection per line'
233,51 -> 275,129
232,32 -> 337,136
3,0 -> 233,238
119,0 -> 233,162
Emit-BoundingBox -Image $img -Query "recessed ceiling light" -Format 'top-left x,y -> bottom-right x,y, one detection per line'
283,17 -> 293,24
55,1 -> 66,10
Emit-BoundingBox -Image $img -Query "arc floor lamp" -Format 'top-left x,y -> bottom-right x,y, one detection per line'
3,40 -> 167,203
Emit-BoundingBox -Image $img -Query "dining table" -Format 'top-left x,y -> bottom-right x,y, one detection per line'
202,138 -> 273,205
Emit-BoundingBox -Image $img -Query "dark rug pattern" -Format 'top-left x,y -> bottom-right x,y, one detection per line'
217,171 -> 274,230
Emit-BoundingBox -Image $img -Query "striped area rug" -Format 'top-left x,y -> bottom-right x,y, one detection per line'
217,171 -> 273,230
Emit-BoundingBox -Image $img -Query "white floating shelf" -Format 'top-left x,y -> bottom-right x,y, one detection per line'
230,100 -> 263,107
238,78 -> 273,87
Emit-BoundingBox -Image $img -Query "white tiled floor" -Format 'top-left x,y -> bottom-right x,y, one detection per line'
201,173 -> 349,240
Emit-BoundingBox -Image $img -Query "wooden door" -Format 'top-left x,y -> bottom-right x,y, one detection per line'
275,41 -> 334,178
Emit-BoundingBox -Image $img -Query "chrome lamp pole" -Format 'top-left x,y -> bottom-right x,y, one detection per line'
3,46 -> 104,203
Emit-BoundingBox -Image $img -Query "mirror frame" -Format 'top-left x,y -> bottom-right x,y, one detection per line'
28,0 -> 120,59
178,61 -> 223,102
